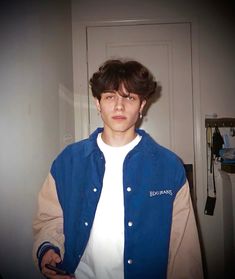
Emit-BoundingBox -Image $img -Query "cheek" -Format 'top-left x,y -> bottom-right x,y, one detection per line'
129,108 -> 140,120
100,106 -> 112,118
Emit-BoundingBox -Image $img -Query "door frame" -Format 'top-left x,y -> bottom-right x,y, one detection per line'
72,18 -> 203,207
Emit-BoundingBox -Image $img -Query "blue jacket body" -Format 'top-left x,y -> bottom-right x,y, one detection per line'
50,128 -> 186,279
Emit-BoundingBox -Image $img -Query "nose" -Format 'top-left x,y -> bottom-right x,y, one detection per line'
114,95 -> 124,111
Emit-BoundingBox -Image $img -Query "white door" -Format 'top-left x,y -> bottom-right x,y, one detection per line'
87,23 -> 194,164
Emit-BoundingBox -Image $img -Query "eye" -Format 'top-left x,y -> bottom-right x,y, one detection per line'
106,95 -> 114,100
103,93 -> 115,100
126,95 -> 136,101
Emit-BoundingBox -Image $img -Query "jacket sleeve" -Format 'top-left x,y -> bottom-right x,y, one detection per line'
32,172 -> 65,269
167,181 -> 204,279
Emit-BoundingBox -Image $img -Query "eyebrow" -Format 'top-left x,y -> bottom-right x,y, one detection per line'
102,89 -> 131,97
102,90 -> 121,95
102,90 -> 116,93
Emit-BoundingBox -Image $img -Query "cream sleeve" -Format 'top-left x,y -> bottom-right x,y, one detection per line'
167,181 -> 204,279
32,173 -> 65,267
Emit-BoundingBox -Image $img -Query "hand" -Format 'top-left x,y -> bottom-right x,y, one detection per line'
41,249 -> 75,279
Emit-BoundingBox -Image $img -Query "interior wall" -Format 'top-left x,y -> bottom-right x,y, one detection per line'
0,1 -> 74,278
196,2 -> 235,277
72,0 -> 235,278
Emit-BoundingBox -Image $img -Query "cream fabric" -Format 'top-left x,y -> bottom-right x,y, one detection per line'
32,173 -> 65,268
167,182 -> 203,279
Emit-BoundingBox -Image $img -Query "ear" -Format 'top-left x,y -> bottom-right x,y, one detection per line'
95,98 -> 101,112
140,99 -> 147,114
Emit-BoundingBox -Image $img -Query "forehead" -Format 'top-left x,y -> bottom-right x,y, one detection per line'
100,83 -> 142,100
103,83 -> 137,95
103,83 -> 127,93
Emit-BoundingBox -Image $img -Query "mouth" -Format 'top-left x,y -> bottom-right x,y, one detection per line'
112,115 -> 127,120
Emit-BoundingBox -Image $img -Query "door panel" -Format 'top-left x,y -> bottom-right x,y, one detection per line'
87,23 -> 194,164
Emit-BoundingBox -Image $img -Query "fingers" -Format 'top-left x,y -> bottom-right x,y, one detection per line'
41,249 -> 61,267
41,249 -> 62,278
40,250 -> 75,278
42,268 -> 72,279
52,252 -> 62,264
42,264 -> 73,279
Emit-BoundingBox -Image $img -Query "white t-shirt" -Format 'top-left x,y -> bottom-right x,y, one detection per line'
75,133 -> 141,279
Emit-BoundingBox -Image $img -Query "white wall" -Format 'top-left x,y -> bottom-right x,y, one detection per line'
0,1 -> 74,278
72,0 -> 235,278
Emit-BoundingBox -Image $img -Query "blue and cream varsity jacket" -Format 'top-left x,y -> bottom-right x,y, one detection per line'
33,128 -> 203,279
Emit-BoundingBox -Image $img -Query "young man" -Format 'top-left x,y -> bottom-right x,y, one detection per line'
33,59 -> 203,279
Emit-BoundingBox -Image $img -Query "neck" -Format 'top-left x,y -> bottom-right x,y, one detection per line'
101,129 -> 137,147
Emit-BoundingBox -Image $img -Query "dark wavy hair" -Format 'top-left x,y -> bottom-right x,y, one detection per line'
89,59 -> 157,101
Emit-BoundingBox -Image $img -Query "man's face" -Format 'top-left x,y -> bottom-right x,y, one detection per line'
96,85 -> 146,135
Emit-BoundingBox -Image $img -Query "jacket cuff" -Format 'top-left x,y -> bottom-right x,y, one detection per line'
37,241 -> 61,271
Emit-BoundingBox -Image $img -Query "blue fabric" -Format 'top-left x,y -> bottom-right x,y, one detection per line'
50,128 -> 186,279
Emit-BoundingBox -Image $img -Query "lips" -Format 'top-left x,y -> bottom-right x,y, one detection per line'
112,115 -> 127,120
